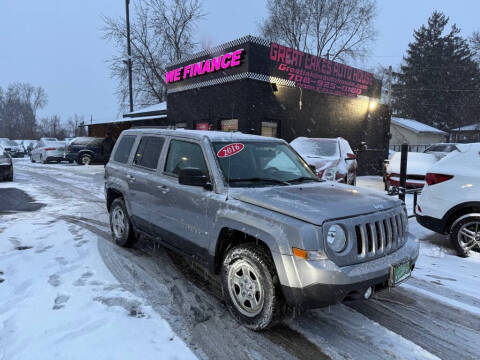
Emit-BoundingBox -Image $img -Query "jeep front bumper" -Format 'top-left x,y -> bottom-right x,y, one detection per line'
277,233 -> 419,308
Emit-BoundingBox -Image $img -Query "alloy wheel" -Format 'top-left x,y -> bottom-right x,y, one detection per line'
458,221 -> 480,252
111,207 -> 126,238
227,260 -> 264,317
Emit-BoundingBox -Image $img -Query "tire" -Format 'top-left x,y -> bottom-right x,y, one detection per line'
41,155 -> 47,164
79,154 -> 92,166
221,244 -> 286,331
30,156 -> 35,163
7,168 -> 13,182
450,215 -> 480,257
109,198 -> 137,247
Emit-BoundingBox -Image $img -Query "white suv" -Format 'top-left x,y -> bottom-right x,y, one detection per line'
416,143 -> 480,257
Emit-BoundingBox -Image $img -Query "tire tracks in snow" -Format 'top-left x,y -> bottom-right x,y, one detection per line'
15,159 -> 479,360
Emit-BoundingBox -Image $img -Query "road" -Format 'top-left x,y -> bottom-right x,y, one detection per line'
4,158 -> 480,360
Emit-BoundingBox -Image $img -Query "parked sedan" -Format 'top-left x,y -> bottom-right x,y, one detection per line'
0,139 -> 25,158
65,137 -> 106,165
386,152 -> 438,189
290,137 -> 357,185
416,143 -> 480,257
0,146 -> 13,181
30,140 -> 66,164
423,143 -> 459,160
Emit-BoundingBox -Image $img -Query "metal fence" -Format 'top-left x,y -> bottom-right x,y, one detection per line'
389,144 -> 430,153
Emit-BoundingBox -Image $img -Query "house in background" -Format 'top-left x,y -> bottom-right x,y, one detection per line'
449,122 -> 480,143
390,117 -> 447,151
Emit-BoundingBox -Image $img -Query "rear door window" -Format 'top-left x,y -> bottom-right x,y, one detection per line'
133,136 -> 165,169
164,140 -> 208,176
113,135 -> 136,164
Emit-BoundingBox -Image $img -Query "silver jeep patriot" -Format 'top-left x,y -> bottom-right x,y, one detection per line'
105,129 -> 419,330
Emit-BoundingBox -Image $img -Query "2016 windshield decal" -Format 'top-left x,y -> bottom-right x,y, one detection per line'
166,49 -> 244,84
217,143 -> 244,158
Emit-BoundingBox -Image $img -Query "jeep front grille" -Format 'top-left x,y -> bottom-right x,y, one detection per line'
355,213 -> 406,259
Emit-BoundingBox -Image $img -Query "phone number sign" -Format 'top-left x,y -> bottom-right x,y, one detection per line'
269,43 -> 377,98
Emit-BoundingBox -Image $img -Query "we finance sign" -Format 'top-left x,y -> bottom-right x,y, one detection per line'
166,49 -> 244,84
269,43 -> 376,98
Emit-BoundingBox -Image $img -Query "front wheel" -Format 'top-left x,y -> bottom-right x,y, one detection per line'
450,215 -> 480,257
221,244 -> 285,331
109,198 -> 137,247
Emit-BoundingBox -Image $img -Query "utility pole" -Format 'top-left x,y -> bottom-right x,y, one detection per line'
125,0 -> 134,112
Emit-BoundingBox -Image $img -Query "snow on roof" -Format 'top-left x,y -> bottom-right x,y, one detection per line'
123,128 -> 284,142
451,123 -> 480,131
391,117 -> 446,134
84,113 -> 167,126
123,102 -> 167,117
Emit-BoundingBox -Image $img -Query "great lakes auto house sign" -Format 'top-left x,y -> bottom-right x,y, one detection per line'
165,36 -> 380,99
269,43 -> 375,98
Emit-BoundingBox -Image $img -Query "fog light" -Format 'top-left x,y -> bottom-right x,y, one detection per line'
364,287 -> 373,299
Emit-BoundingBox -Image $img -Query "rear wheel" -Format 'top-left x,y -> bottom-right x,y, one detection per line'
450,215 -> 480,257
41,155 -> 47,164
109,198 -> 137,247
79,154 -> 92,165
221,244 -> 286,331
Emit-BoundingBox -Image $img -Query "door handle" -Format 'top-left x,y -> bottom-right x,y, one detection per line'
157,185 -> 170,194
126,174 -> 136,182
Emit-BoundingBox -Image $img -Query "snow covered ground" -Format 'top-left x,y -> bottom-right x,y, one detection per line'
0,160 -> 195,360
1,159 -> 479,360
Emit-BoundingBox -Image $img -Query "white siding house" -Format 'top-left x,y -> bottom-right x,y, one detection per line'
390,117 -> 447,150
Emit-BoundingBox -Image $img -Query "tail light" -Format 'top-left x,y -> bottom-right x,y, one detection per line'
44,147 -> 56,151
67,146 -> 71,152
426,173 -> 453,186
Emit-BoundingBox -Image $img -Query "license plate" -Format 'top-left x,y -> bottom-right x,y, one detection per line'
389,260 -> 411,286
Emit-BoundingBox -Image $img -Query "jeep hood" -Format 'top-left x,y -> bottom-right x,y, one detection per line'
232,182 -> 401,226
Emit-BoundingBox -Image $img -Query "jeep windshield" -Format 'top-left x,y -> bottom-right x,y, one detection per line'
213,141 -> 319,187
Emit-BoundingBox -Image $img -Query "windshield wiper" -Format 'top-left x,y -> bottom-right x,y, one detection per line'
286,176 -> 321,183
228,177 -> 290,186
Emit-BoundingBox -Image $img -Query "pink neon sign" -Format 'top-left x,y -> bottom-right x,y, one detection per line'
165,49 -> 244,84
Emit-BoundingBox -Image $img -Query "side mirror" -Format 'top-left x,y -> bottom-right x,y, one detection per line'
345,153 -> 356,161
178,167 -> 211,189
308,164 -> 317,173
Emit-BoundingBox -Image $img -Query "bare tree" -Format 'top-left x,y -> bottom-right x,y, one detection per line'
0,83 -> 47,139
260,0 -> 377,62
103,0 -> 204,112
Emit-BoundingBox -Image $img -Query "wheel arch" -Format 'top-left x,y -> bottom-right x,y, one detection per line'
78,150 -> 95,160
106,187 -> 124,212
443,202 -> 480,233
213,227 -> 277,275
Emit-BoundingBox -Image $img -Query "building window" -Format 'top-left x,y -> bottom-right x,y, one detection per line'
196,122 -> 210,130
261,121 -> 278,137
221,119 -> 238,132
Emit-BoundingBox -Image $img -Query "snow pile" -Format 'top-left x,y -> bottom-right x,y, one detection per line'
0,181 -> 195,360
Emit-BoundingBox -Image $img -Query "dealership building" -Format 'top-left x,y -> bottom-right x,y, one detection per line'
88,35 -> 390,174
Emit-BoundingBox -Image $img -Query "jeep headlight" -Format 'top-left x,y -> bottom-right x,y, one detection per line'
326,224 -> 347,252
324,167 -> 337,181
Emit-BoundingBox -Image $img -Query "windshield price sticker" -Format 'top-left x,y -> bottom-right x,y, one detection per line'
217,143 -> 244,158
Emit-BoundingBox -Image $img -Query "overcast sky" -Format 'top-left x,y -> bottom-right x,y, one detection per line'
1,0 -> 479,123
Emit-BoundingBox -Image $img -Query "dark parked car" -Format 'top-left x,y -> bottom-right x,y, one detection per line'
0,146 -> 13,181
65,137 -> 107,165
